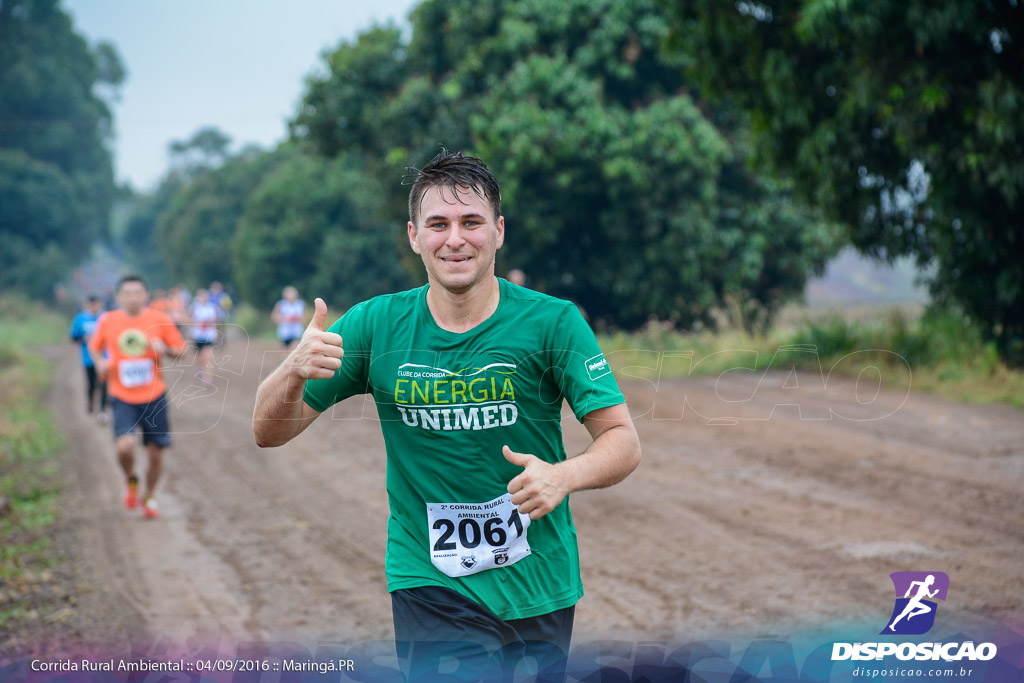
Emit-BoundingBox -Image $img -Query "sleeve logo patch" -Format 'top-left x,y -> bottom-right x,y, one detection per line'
585,353 -> 611,380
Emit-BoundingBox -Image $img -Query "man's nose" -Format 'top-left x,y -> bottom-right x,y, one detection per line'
446,225 -> 467,248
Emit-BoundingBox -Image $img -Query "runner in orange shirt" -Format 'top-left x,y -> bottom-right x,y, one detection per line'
165,286 -> 189,330
89,275 -> 187,519
149,288 -> 170,314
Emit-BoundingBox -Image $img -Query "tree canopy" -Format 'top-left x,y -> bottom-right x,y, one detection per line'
232,150 -> 412,307
665,0 -> 1024,360
0,0 -> 121,297
289,0 -> 839,329
116,0 -> 839,329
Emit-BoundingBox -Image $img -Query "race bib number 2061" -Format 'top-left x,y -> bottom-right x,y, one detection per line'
426,493 -> 531,578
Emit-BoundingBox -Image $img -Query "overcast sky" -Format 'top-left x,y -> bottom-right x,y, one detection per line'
64,0 -> 419,191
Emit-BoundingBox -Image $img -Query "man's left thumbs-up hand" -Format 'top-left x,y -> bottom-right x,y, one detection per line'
504,445 -> 571,520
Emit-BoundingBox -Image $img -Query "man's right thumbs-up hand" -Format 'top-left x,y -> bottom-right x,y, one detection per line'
286,297 -> 344,380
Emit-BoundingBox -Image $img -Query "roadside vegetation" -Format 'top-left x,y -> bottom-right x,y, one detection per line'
0,297 -> 67,631
232,302 -> 278,342
601,306 -> 1024,408
233,298 -> 1022,408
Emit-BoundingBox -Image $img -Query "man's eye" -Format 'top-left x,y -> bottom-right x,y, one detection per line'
429,223 -> 446,230
464,221 -> 480,228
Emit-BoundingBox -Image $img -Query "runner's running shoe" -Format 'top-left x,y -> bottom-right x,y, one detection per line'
142,497 -> 159,519
123,477 -> 139,509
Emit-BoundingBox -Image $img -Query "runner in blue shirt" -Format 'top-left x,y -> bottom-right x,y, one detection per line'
69,295 -> 108,423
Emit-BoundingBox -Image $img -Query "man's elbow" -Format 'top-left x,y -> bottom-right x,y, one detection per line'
253,423 -> 288,448
627,431 -> 642,473
614,423 -> 642,478
253,431 -> 275,448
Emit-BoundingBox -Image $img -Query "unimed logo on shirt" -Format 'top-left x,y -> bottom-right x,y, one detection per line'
394,361 -> 519,432
585,353 -> 611,380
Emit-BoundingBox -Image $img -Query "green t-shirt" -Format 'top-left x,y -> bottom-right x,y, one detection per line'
303,278 -> 625,620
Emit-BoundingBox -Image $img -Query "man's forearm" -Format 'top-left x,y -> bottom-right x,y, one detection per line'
561,424 -> 641,494
253,364 -> 309,447
505,417 -> 641,520
252,298 -> 341,448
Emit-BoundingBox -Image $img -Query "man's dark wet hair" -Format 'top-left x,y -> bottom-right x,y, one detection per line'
404,147 -> 501,226
117,274 -> 147,291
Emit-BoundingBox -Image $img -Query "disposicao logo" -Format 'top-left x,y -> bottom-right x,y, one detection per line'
831,571 -> 997,663
883,571 -> 948,635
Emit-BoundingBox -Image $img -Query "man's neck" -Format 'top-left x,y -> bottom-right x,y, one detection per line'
425,276 -> 501,334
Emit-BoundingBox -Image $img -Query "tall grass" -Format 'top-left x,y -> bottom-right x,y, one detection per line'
0,296 -> 67,630
0,297 -> 68,349
599,308 -> 1024,407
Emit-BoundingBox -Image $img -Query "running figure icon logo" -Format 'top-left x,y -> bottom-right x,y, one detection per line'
882,571 -> 949,635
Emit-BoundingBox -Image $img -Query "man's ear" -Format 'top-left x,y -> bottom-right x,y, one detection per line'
407,221 -> 421,254
495,215 -> 505,250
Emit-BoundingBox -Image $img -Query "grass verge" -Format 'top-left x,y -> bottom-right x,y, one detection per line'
0,297 -> 68,632
600,308 -> 1024,408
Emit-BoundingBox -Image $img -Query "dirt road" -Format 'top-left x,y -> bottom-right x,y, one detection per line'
20,339 -> 1024,654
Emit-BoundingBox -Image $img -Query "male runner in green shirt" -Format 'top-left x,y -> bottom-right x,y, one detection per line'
253,149 -> 641,682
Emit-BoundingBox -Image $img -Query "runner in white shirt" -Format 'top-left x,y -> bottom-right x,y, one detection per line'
272,286 -> 305,350
189,289 -> 220,386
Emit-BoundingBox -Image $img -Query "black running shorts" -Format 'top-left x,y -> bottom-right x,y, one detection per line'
110,393 -> 172,447
391,585 -> 574,683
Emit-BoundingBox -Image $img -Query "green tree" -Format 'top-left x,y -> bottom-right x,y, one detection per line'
291,24 -> 448,227
666,0 -> 1024,360
154,140 -> 285,289
168,126 -> 234,178
0,0 -> 121,296
474,56 -> 837,329
292,25 -> 411,160
121,177 -> 182,287
0,150 -> 78,297
232,153 -> 411,308
294,0 -> 838,329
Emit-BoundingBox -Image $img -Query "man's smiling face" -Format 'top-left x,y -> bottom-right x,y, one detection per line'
408,184 -> 505,295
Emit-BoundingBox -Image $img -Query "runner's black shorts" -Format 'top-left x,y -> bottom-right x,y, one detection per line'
110,393 -> 172,447
391,585 -> 573,683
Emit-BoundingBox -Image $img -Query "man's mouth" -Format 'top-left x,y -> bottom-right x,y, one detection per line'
441,255 -> 472,263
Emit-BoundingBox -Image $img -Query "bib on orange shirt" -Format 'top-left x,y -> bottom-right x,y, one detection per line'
89,308 -> 186,404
